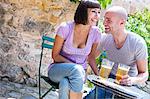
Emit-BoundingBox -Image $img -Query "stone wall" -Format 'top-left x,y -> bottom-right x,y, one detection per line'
0,0 -> 149,87
0,0 -> 78,87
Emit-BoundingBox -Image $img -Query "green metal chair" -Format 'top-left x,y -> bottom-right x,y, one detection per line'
39,35 -> 59,99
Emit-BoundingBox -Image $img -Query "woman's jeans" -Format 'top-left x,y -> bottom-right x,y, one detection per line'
48,63 -> 85,99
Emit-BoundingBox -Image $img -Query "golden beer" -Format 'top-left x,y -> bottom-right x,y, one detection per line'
116,64 -> 130,84
99,65 -> 112,78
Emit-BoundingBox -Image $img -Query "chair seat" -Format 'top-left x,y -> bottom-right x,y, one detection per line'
41,75 -> 59,89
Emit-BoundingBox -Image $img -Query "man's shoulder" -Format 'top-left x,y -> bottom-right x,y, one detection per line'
128,32 -> 146,43
128,32 -> 147,49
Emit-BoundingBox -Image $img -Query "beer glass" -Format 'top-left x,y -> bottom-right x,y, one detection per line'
99,59 -> 114,79
116,63 -> 130,84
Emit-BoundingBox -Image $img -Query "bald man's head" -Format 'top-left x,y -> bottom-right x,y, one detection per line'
106,6 -> 128,21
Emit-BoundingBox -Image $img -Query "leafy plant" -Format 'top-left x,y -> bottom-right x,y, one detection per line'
98,0 -> 112,9
98,19 -> 105,33
96,51 -> 107,69
69,0 -> 112,9
86,80 -> 94,88
126,9 -> 150,80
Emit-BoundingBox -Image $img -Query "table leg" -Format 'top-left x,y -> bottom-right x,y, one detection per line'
95,86 -> 97,99
112,93 -> 115,99
104,88 -> 106,99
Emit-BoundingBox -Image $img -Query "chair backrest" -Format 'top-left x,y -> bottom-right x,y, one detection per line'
42,35 -> 55,49
39,35 -> 55,70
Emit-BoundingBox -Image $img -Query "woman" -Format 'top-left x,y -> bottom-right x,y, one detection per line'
48,0 -> 101,99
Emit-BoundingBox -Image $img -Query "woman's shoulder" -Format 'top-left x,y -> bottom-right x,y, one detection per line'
91,26 -> 101,33
59,21 -> 74,28
91,25 -> 99,29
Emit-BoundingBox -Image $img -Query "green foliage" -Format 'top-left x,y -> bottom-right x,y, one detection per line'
69,0 -> 112,9
96,51 -> 107,69
98,0 -> 112,9
86,80 -> 94,88
126,9 -> 150,80
98,19 -> 105,32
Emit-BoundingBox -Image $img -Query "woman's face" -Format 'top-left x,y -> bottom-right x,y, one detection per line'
88,8 -> 101,26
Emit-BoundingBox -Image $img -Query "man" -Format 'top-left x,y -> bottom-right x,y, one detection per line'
99,6 -> 148,85
96,6 -> 149,98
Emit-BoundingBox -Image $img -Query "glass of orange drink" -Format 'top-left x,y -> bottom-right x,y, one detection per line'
99,59 -> 114,79
116,63 -> 130,84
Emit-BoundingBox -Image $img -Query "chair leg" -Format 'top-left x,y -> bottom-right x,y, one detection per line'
39,48 -> 43,99
41,87 -> 54,98
39,75 -> 41,99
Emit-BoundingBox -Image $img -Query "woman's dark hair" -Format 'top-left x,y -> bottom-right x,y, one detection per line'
74,0 -> 101,25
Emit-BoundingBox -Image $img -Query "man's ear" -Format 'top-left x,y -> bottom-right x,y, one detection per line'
120,19 -> 125,25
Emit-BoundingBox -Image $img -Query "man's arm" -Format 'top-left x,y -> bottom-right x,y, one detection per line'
136,59 -> 149,83
120,59 -> 148,86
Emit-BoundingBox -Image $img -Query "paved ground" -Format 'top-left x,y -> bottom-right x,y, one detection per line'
0,81 -> 59,99
0,80 -> 93,99
0,80 -> 150,99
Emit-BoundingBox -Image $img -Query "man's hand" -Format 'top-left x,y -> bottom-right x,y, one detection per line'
119,75 -> 136,86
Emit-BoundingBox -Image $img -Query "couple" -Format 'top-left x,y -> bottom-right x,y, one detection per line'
48,0 -> 148,99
